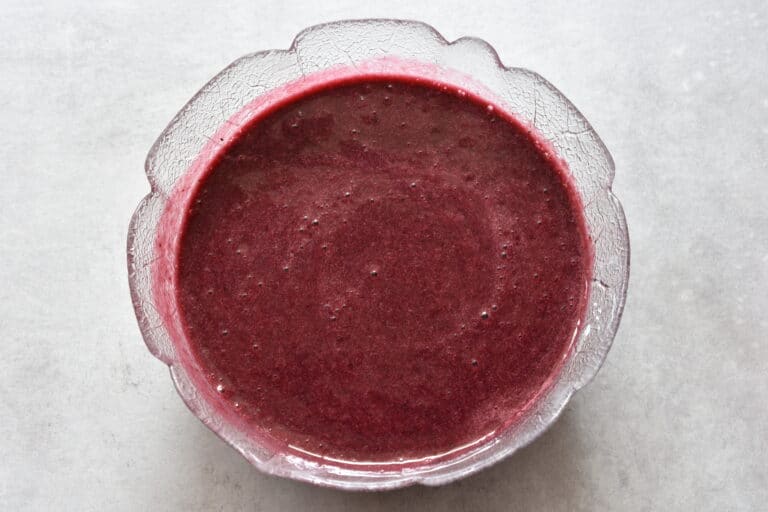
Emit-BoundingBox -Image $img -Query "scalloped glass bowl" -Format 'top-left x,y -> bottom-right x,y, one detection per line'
127,19 -> 629,490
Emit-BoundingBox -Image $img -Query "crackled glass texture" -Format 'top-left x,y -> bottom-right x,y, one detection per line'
127,19 -> 629,489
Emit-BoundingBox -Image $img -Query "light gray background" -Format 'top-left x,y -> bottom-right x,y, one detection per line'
2,1 -> 766,510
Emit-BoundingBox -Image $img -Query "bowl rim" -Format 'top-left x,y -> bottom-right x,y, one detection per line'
128,18 -> 630,490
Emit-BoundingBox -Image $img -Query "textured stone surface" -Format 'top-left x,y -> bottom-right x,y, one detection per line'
1,1 -> 766,510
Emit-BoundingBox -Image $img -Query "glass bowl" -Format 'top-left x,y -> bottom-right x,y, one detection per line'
127,19 -> 629,490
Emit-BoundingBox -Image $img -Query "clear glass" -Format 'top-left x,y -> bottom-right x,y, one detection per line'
127,19 -> 629,490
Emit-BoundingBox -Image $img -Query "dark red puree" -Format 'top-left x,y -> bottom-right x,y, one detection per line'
176,76 -> 591,462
